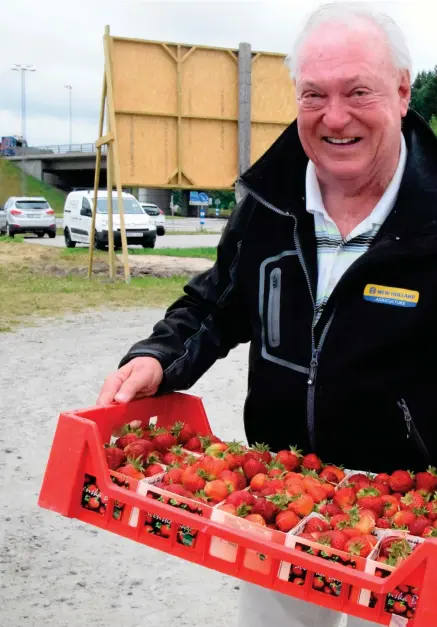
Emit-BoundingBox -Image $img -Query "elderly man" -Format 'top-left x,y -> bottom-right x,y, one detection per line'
98,3 -> 437,626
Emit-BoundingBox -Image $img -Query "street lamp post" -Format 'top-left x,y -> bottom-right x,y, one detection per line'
11,64 -> 36,146
64,85 -> 72,150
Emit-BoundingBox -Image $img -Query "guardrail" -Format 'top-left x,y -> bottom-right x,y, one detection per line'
1,144 -> 107,157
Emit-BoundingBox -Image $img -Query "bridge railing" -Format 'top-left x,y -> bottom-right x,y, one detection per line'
1,144 -> 107,157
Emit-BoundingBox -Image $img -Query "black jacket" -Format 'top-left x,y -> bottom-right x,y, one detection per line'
120,109 -> 437,473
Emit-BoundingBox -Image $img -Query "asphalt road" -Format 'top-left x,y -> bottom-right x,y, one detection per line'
25,233 -> 221,249
55,217 -> 227,232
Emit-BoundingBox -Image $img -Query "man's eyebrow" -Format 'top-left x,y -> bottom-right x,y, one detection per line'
300,75 -> 371,90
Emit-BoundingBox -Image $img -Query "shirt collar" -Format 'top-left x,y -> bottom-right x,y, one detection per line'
305,133 -> 408,231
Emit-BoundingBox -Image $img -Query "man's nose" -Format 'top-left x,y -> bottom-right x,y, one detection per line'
323,98 -> 352,131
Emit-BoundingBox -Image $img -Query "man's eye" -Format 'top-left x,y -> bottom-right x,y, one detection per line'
352,90 -> 368,97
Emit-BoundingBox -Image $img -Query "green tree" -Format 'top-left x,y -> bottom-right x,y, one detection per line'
411,67 -> 437,122
430,115 -> 437,136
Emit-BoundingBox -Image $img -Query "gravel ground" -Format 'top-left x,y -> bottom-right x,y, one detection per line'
0,308 -> 348,627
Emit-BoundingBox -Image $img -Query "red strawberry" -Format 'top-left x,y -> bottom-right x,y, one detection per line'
251,497 -> 278,524
117,456 -> 145,480
377,517 -> 391,529
318,530 -> 347,551
275,510 -> 300,532
392,510 -> 416,530
344,536 -> 374,557
200,456 -> 227,478
204,442 -> 229,457
116,432 -> 140,450
423,526 -> 437,538
389,470 -> 415,494
373,482 -> 390,496
87,497 -> 100,510
334,487 -> 357,509
330,514 -> 351,530
204,480 -> 228,503
181,467 -> 207,493
319,465 -> 345,484
348,473 -> 372,492
151,429 -> 177,453
304,518 -> 331,534
219,469 -> 241,493
381,495 -> 400,518
163,467 -> 184,485
400,490 -> 425,511
250,473 -> 270,493
374,473 -> 390,485
275,446 -> 302,471
288,493 -> 315,518
243,458 -> 268,480
226,490 -> 256,508
170,421 -> 195,445
250,443 -> 272,464
302,454 -> 322,472
356,487 -> 384,517
415,466 -> 437,495
161,445 -> 187,466
104,444 -> 126,470
123,439 -> 155,461
144,463 -> 164,478
245,513 -> 267,526
184,436 -> 203,453
218,503 -> 237,516
408,514 -> 429,538
319,503 -> 342,518
392,601 -> 407,614
224,441 -> 247,469
426,498 -> 437,521
164,484 -> 192,499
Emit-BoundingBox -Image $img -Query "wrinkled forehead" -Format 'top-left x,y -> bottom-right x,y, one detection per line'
296,21 -> 396,84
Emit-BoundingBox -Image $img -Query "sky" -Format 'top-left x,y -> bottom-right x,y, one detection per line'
1,0 -> 436,146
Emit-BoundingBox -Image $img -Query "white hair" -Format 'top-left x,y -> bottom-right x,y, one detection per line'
287,2 -> 412,80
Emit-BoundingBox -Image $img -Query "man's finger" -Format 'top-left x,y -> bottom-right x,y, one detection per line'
114,371 -> 154,403
96,367 -> 131,406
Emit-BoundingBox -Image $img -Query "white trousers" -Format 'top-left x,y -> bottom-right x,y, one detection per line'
237,583 -> 380,627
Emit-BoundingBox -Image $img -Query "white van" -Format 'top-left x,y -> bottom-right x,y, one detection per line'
62,189 -> 156,249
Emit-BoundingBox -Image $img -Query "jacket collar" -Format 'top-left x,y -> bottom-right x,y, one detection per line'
239,109 -> 437,236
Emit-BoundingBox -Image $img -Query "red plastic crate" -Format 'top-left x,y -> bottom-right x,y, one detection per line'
38,393 -> 437,626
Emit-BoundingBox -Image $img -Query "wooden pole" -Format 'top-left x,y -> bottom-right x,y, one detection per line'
104,25 -> 130,282
88,74 -> 107,279
103,25 -> 116,280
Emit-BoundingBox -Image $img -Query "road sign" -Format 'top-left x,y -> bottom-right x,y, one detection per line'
215,198 -> 220,206
189,191 -> 209,206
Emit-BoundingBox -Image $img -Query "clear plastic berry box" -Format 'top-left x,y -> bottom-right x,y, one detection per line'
38,392 -> 437,626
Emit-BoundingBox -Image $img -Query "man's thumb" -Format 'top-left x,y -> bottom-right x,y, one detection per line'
114,372 -> 149,403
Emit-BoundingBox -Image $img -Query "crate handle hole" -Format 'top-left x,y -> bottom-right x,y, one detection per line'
149,416 -> 158,427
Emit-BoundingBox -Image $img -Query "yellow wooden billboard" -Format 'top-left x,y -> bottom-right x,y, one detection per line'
90,27 -> 297,282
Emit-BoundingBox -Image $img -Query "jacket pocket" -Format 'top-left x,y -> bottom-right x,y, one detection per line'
267,267 -> 281,347
397,398 -> 433,466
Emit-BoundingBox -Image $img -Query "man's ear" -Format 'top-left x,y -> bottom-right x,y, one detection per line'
399,70 -> 411,118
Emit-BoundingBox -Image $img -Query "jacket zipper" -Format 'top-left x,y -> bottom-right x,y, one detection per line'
397,399 -> 433,465
242,182 -> 336,452
267,268 -> 281,347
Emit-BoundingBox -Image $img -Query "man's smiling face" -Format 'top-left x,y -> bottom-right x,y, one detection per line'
295,20 -> 410,186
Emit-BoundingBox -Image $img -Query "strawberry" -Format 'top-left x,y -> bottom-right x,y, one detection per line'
423,526 -> 437,538
204,442 -> 229,457
116,432 -> 141,450
374,473 -> 390,485
235,470 -> 248,491
408,514 -> 429,538
87,497 -> 100,510
245,513 -> 267,526
268,461 -> 286,479
243,458 -> 268,480
250,443 -> 272,464
218,503 -> 237,516
392,510 -> 416,531
389,470 -> 415,494
163,467 -> 184,485
349,509 -> 376,535
164,484 -> 192,499
275,510 -> 300,532
251,497 -> 278,524
304,518 -> 331,534
184,436 -> 203,453
144,463 -> 164,478
381,495 -> 400,518
317,530 -> 347,551
356,487 -> 384,517
250,473 -> 270,493
161,445 -> 187,466
219,469 -> 241,493
199,456 -> 227,478
204,480 -> 228,503
123,438 -> 155,462
117,456 -> 145,480
348,473 -> 372,492
226,490 -> 256,508
170,421 -> 195,446
104,444 -> 126,470
344,536 -> 374,557
334,487 -> 357,510
302,453 -> 322,472
400,490 -> 425,511
330,514 -> 351,530
380,537 -> 412,566
320,482 -> 335,499
150,429 -> 177,453
415,466 -> 437,495
288,493 -> 315,518
182,467 -> 207,493
426,498 -> 437,521
319,503 -> 342,518
275,446 -> 303,471
377,518 -> 392,529
319,465 -> 345,484
223,441 -> 247,469
127,419 -> 143,432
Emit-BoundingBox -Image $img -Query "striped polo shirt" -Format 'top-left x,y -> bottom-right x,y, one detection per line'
306,134 -> 407,323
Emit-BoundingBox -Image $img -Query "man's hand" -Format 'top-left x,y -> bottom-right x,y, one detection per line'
97,356 -> 164,406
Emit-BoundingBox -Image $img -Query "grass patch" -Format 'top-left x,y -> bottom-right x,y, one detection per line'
0,240 -> 187,332
0,158 -> 67,214
61,246 -> 217,261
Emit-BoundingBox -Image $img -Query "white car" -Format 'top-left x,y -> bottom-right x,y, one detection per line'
63,190 -> 156,249
3,196 -> 56,238
140,203 -> 166,235
0,205 -> 7,235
